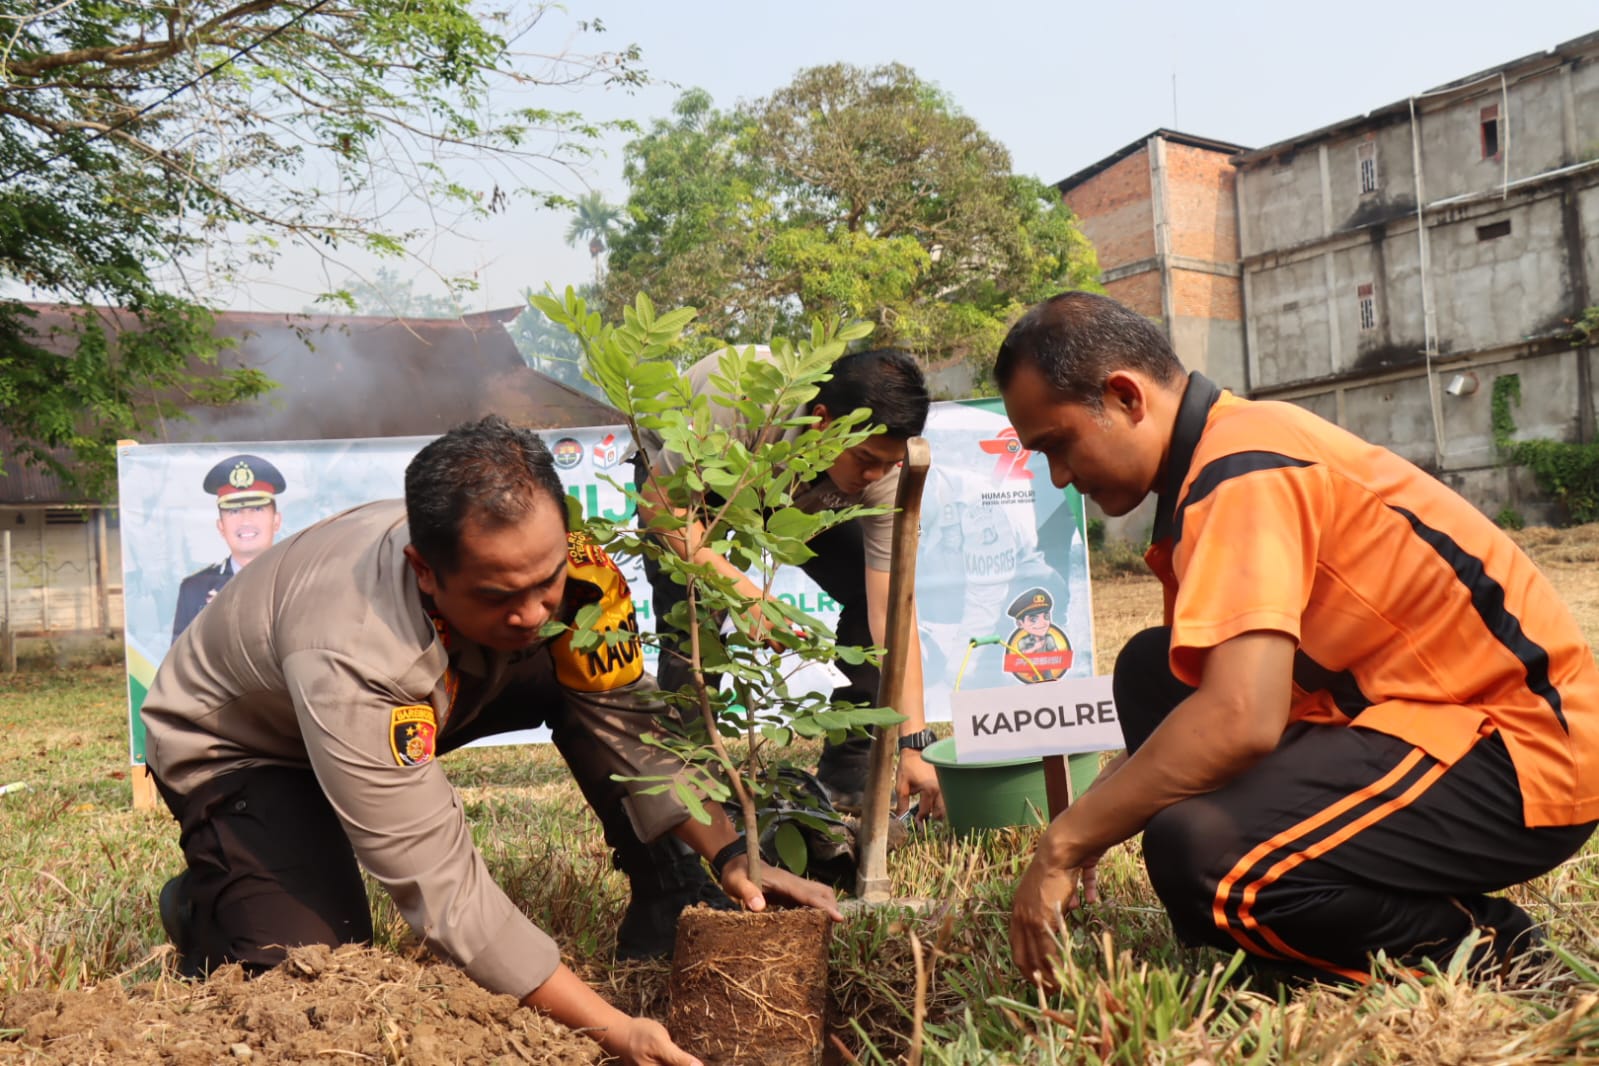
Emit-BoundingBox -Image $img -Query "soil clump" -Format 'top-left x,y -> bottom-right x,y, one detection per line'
0,944 -> 602,1065
667,906 -> 831,1066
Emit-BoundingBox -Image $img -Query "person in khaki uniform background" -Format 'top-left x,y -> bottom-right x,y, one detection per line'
633,346 -> 944,818
145,416 -> 839,1066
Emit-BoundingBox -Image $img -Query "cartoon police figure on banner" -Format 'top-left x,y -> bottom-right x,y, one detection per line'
915,438 -> 1083,696
1002,587 -> 1072,683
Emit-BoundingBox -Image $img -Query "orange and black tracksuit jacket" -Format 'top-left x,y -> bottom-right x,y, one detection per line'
1120,372 -> 1599,980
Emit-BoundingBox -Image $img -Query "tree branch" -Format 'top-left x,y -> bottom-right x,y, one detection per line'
3,0 -> 286,78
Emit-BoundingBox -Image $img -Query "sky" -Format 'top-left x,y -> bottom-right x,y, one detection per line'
232,0 -> 1599,314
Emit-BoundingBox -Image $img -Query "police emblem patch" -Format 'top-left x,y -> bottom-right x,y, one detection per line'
551,437 -> 583,470
389,704 -> 438,766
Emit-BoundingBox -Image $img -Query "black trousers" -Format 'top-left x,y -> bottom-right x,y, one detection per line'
154,669 -> 655,978
1115,626 -> 1595,981
635,456 -> 879,760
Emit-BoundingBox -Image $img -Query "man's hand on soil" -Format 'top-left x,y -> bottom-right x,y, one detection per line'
720,855 -> 845,922
1008,850 -> 1092,991
605,1016 -> 702,1066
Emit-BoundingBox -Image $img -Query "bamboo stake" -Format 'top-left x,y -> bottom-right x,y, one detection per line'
855,437 -> 930,902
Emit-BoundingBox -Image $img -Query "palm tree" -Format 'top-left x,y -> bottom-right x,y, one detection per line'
564,191 -> 623,287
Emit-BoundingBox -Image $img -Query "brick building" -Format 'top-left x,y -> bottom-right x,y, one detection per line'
1056,129 -> 1251,392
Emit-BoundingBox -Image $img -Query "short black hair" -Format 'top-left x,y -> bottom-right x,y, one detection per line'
404,415 -> 568,579
994,292 -> 1186,408
812,348 -> 929,439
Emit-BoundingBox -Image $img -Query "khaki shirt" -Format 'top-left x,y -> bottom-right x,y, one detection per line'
637,347 -> 899,571
143,500 -> 692,997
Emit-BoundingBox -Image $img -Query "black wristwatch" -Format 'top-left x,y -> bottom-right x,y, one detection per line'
898,728 -> 936,752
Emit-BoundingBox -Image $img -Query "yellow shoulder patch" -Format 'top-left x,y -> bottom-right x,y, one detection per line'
389,704 -> 438,766
552,535 -> 644,692
565,529 -> 609,569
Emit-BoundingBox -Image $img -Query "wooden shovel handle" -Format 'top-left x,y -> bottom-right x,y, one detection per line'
855,437 -> 931,902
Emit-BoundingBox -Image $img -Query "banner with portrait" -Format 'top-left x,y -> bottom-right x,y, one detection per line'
117,400 -> 1102,770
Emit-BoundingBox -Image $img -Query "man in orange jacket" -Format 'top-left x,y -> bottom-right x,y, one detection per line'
999,292 -> 1598,984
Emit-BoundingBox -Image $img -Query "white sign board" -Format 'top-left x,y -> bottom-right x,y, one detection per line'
950,674 -> 1121,763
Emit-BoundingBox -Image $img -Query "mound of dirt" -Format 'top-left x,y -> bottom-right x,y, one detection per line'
0,944 -> 603,1065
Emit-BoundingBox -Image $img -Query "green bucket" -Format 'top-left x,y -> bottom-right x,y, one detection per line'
923,738 -> 1103,836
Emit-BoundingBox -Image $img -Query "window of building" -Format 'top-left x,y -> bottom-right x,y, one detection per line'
44,508 -> 88,525
1476,219 -> 1512,241
1480,104 -> 1500,160
1357,284 -> 1376,332
1357,141 -> 1379,194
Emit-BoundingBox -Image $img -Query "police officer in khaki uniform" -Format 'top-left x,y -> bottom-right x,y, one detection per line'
171,454 -> 286,640
145,417 -> 840,1066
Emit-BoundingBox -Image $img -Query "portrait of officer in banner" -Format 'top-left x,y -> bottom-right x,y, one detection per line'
171,454 -> 287,640
1003,587 -> 1072,684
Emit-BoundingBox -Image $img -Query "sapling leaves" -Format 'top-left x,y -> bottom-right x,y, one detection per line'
673,780 -> 713,825
760,725 -> 794,747
774,821 -> 809,876
555,290 -> 896,889
568,603 -> 606,652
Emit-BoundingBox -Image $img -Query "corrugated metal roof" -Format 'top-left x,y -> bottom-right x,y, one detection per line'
0,430 -> 91,504
1,304 -> 622,504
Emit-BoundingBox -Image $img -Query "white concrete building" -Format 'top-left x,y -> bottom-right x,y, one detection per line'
1233,31 -> 1599,520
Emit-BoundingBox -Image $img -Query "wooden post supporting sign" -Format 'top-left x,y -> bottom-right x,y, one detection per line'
1043,754 -> 1072,819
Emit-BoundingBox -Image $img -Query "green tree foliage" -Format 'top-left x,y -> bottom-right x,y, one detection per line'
1570,305 -> 1599,349
506,291 -> 605,403
1,1 -> 642,494
604,89 -> 769,344
320,268 -> 466,320
603,65 -> 1100,382
564,190 -> 624,288
1493,371 -> 1599,524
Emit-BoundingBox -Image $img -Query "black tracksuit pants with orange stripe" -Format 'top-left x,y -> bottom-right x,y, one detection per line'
1116,627 -> 1594,982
